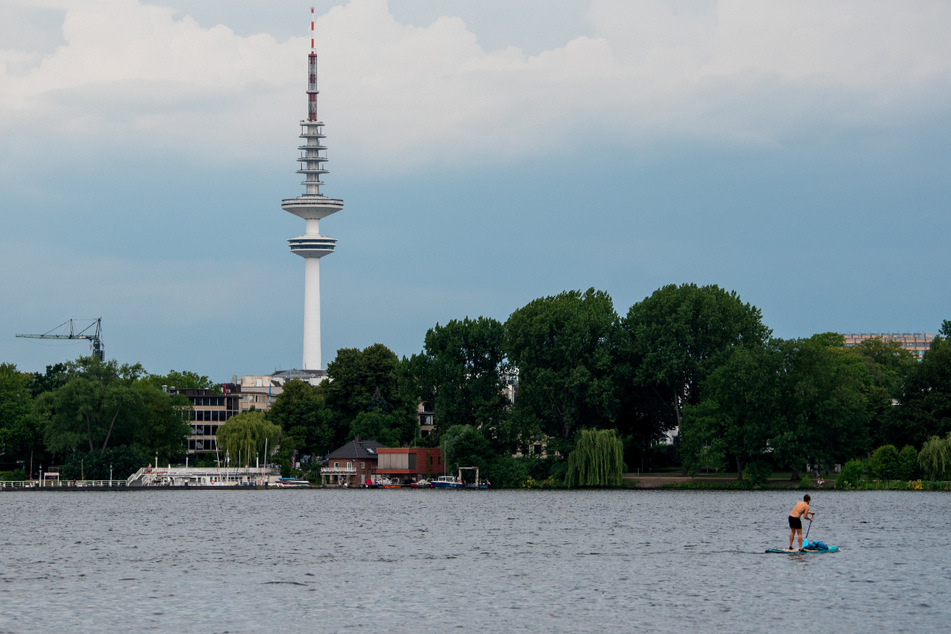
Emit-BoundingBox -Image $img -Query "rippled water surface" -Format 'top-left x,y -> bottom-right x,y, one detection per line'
1,489 -> 949,632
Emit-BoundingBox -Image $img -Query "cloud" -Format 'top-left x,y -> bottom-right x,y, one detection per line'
3,0 -> 951,178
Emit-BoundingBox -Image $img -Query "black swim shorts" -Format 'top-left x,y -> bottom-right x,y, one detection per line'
788,515 -> 802,530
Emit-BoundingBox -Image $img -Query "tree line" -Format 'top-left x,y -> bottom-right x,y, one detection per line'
2,283 -> 949,486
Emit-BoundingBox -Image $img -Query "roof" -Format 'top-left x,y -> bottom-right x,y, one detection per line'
326,438 -> 384,460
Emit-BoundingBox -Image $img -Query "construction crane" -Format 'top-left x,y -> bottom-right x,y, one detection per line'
16,317 -> 104,361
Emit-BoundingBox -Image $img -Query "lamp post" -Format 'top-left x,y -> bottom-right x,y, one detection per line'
109,464 -> 113,487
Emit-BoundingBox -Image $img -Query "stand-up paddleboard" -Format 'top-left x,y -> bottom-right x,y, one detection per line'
765,546 -> 839,554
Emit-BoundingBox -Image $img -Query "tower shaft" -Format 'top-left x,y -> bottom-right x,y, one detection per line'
282,7 -> 343,371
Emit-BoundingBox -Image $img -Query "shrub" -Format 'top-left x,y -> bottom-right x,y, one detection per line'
898,445 -> 919,480
836,459 -> 864,489
742,460 -> 773,487
869,445 -> 900,481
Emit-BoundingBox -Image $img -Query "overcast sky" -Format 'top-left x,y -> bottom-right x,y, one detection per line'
2,0 -> 949,381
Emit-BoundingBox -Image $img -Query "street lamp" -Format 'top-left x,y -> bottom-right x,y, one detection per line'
109,464 -> 113,486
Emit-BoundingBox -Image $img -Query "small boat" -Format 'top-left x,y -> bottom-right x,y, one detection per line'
430,476 -> 463,489
274,478 -> 310,488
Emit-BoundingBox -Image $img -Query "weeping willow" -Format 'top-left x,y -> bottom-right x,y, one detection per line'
565,429 -> 624,487
216,411 -> 282,466
918,433 -> 951,481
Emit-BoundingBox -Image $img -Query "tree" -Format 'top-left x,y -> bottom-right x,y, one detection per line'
322,344 -> 417,449
620,283 -> 770,432
0,363 -> 45,467
440,424 -> 492,474
216,411 -> 282,466
869,444 -> 901,481
564,429 -> 624,487
267,379 -> 333,457
505,289 -> 620,448
133,383 -> 191,464
898,445 -> 919,480
412,317 -> 510,445
888,331 -> 951,448
141,369 -> 215,391
849,339 -> 915,448
35,357 -> 145,456
771,335 -> 870,478
918,433 -> 951,480
681,344 -> 783,479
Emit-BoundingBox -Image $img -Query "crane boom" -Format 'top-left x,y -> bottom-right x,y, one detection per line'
16,317 -> 104,361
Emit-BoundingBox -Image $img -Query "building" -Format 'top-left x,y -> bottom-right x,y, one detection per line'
320,438 -> 383,486
172,385 -> 242,456
841,332 -> 933,360
237,369 -> 326,414
281,8 -> 343,372
376,447 -> 444,484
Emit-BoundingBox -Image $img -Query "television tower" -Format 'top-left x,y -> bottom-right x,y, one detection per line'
281,7 -> 343,371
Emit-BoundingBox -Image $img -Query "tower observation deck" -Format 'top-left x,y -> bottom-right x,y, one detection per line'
281,8 -> 343,371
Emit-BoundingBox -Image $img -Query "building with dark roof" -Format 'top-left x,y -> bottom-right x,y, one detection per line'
320,438 -> 383,486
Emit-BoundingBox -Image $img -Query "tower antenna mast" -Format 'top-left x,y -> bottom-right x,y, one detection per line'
281,6 -> 344,371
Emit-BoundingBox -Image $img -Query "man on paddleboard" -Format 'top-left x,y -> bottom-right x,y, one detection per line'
788,494 -> 815,550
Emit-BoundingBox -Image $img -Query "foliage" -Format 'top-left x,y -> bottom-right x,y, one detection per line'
411,317 -> 510,445
57,445 -> 148,480
898,445 -> 919,480
836,459 -> 865,489
869,444 -> 901,481
918,433 -> 951,481
564,429 -> 624,487
684,344 -> 783,478
0,363 -> 45,467
485,455 -> 530,488
771,335 -> 871,477
678,400 -> 729,477
348,409 -> 402,447
267,379 -> 333,458
322,344 -> 417,450
506,288 -> 620,442
34,356 -> 186,461
440,424 -> 491,474
620,283 -> 771,432
887,333 -> 951,448
742,459 -> 773,487
216,411 -> 282,466
140,369 -> 215,392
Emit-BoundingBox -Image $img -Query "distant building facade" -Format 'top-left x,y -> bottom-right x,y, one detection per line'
172,385 -> 241,456
320,438 -> 383,486
841,332 -> 933,360
376,447 -> 444,484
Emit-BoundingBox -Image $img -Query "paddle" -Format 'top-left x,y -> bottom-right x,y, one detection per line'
803,518 -> 813,548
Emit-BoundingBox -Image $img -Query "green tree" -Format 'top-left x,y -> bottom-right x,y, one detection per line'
869,444 -> 900,481
918,433 -> 951,480
141,369 -> 215,391
850,339 -> 915,448
440,424 -> 492,474
322,344 -> 417,449
889,331 -> 951,448
681,344 -> 783,479
898,445 -> 919,480
564,428 -> 624,487
267,379 -> 333,457
620,284 -> 771,432
836,458 -> 865,489
505,289 -> 619,449
0,363 -> 45,466
771,335 -> 870,478
133,383 -> 191,464
35,357 -> 146,457
412,317 -> 510,445
216,411 -> 282,466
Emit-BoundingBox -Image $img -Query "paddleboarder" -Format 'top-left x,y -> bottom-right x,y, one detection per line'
788,494 -> 815,550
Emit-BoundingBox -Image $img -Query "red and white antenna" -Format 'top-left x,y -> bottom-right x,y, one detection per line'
307,6 -> 318,121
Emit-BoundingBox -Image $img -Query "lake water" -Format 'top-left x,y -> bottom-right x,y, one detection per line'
1,489 -> 948,632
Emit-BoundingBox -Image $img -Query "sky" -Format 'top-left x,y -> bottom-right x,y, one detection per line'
2,0 -> 950,382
